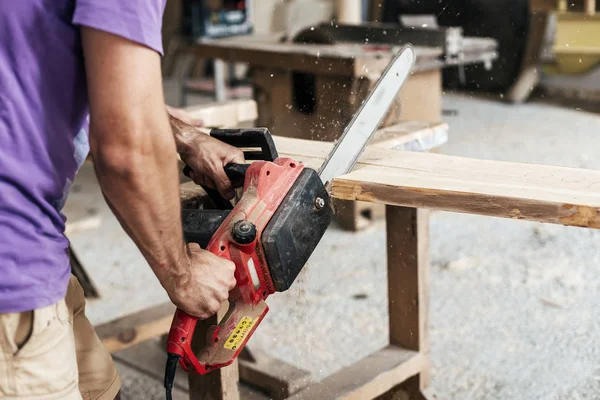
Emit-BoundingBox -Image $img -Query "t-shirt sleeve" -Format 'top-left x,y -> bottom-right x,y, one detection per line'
72,0 -> 166,55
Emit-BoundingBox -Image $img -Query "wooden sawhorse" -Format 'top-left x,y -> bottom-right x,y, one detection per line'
94,118 -> 445,400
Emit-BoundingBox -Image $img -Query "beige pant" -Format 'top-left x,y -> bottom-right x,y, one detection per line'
0,275 -> 121,399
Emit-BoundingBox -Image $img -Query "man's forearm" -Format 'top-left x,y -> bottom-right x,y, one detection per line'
90,112 -> 188,284
80,27 -> 239,317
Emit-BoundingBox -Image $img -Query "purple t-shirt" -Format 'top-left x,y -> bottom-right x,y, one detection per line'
0,0 -> 166,313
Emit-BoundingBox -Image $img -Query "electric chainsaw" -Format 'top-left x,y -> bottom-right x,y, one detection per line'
164,45 -> 415,399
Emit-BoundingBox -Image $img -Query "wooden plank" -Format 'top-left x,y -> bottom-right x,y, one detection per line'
325,151 -> 600,228
97,302 -> 175,353
191,35 -> 446,77
183,99 -> 257,128
189,304 -> 240,400
287,347 -> 421,400
371,122 -> 448,152
332,121 -> 447,231
386,207 -> 430,391
193,36 -> 395,78
176,130 -> 600,229
238,349 -> 311,400
272,135 -> 600,228
112,339 -> 270,400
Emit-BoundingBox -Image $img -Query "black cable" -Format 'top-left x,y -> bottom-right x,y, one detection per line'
164,353 -> 181,400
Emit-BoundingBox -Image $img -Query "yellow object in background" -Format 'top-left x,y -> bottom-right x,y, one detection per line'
546,1 -> 600,75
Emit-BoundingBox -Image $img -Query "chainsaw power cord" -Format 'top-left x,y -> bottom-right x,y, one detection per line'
164,352 -> 180,400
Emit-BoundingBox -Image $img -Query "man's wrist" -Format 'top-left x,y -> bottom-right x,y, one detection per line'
169,114 -> 195,156
152,242 -> 190,288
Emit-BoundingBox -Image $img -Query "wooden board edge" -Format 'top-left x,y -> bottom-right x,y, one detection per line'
96,302 -> 175,353
239,350 -> 312,399
331,178 -> 600,228
371,122 -> 449,152
287,347 -> 421,400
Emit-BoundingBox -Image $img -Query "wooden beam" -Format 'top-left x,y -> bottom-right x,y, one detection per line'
371,122 -> 448,151
239,349 -> 311,400
97,302 -> 175,353
287,347 -> 421,400
191,35 -> 445,77
330,150 -> 600,228
183,99 -> 257,128
386,207 -> 430,392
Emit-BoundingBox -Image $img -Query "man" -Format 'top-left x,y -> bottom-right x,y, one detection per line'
0,1 -> 242,399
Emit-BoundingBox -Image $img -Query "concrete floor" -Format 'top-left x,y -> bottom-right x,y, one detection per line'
64,88 -> 600,399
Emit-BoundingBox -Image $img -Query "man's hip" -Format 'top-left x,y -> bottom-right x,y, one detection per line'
0,275 -> 121,399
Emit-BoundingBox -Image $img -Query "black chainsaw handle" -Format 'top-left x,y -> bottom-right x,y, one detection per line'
183,164 -> 249,210
210,128 -> 278,161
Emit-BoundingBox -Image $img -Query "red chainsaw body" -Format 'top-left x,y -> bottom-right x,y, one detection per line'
166,157 -> 305,374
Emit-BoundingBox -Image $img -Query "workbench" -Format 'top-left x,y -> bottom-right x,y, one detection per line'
179,32 -> 496,231
64,99 -> 447,399
186,33 -> 497,134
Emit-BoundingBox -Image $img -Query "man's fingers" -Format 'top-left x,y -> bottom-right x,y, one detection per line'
211,164 -> 235,200
228,275 -> 237,290
230,149 -> 245,165
190,170 -> 216,190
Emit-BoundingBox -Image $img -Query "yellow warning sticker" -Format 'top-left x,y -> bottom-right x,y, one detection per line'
224,316 -> 256,351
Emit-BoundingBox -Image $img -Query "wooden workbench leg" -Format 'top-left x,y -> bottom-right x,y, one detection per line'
386,206 -> 430,399
214,59 -> 227,102
188,305 -> 240,400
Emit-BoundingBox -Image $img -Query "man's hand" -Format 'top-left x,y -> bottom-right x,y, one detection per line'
166,243 -> 237,319
170,115 -> 245,200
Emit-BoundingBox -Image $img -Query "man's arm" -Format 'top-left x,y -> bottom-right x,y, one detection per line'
81,27 -> 236,318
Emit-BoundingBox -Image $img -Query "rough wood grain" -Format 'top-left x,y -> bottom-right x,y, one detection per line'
287,347 -> 421,400
387,207 -> 430,391
238,349 -> 311,400
97,302 -> 175,353
326,151 -> 600,229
